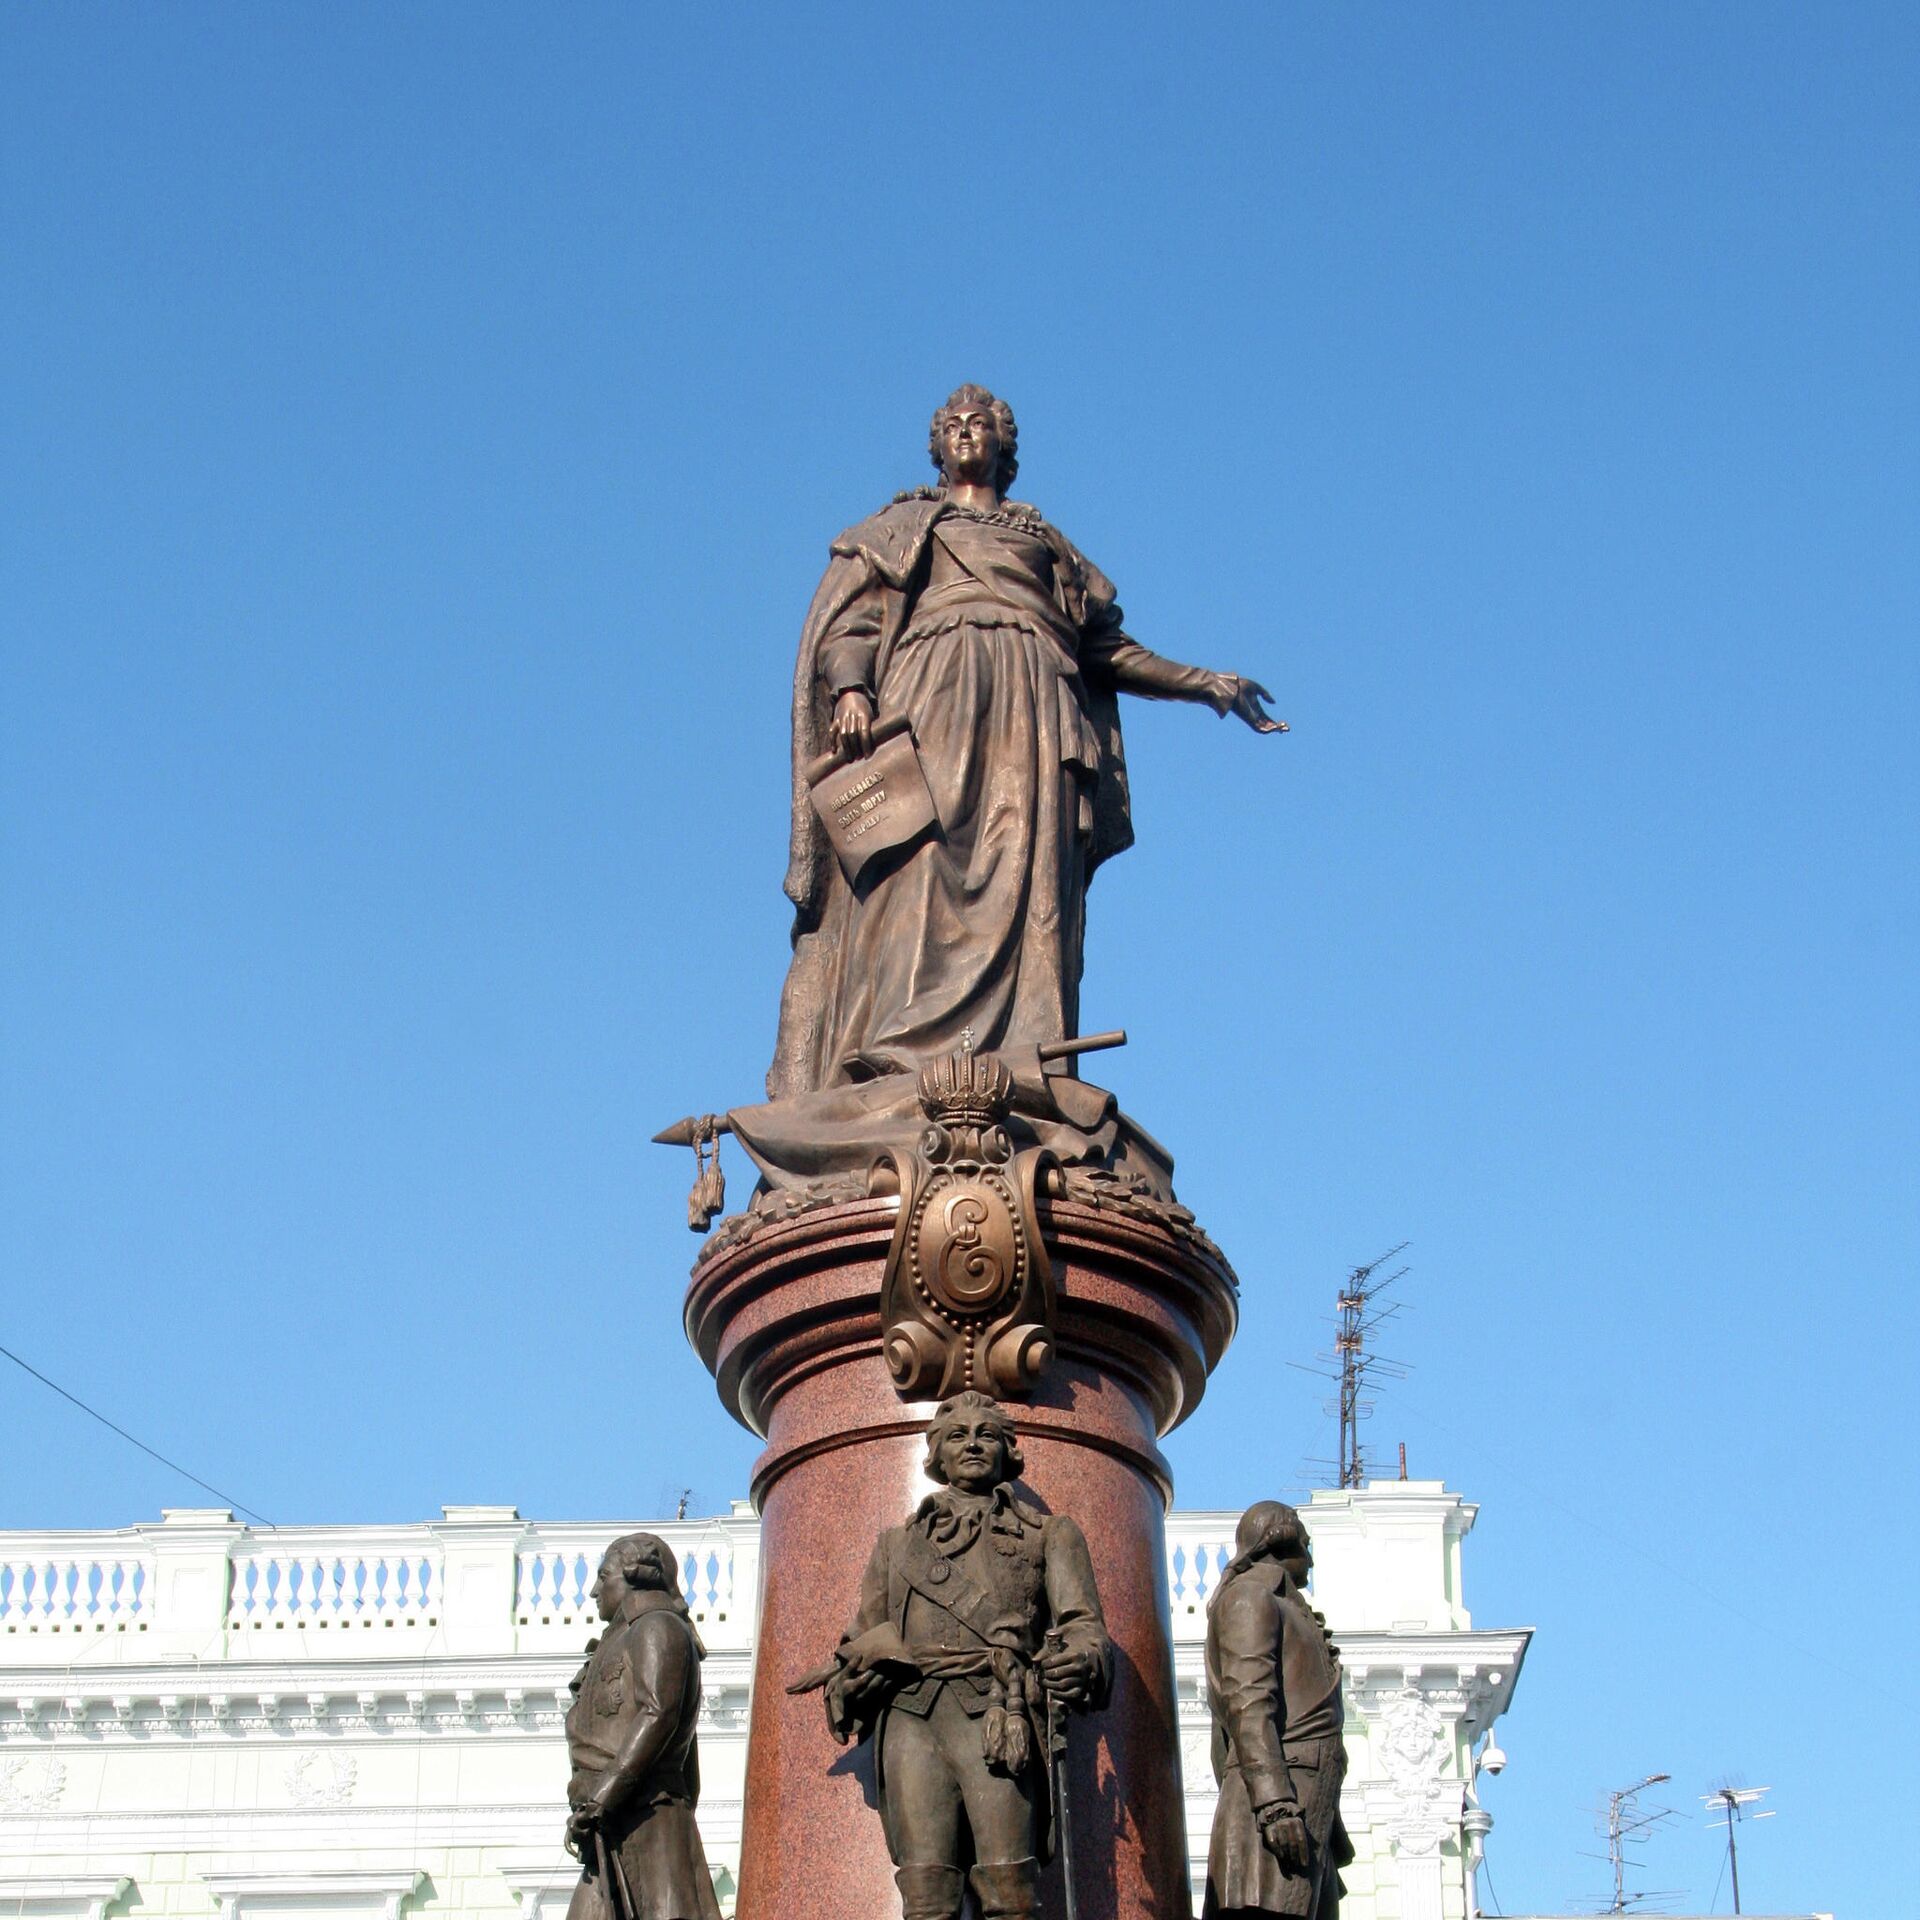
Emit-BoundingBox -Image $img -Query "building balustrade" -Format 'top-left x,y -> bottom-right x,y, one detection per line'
0,1505 -> 1273,1664
0,1505 -> 764,1662
0,1483 -> 1527,1920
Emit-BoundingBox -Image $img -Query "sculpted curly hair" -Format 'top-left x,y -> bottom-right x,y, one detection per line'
923,1389 -> 1025,1485
601,1530 -> 705,1651
1213,1501 -> 1310,1594
929,384 -> 1019,492
604,1531 -> 685,1599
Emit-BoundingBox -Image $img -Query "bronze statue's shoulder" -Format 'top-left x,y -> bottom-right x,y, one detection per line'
825,492 -> 948,586
1211,1559 -> 1287,1626
625,1601 -> 700,1660
625,1599 -> 686,1633
998,498 -> 1088,575
1015,1496 -> 1064,1534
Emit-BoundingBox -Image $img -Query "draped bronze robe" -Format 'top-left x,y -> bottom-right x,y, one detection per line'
771,495 -> 1145,1099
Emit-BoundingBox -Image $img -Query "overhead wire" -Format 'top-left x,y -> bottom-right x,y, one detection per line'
0,1339 -> 274,1526
1479,1856 -> 1503,1916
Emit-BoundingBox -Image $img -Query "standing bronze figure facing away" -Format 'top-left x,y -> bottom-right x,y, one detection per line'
788,1392 -> 1113,1920
564,1534 -> 723,1920
1203,1503 -> 1354,1920
771,384 -> 1285,1100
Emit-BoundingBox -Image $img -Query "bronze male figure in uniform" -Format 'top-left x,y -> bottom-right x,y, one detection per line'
790,1391 -> 1111,1920
1203,1502 -> 1353,1920
564,1533 -> 722,1920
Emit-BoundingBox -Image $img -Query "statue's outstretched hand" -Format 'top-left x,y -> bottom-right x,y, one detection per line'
1215,674 -> 1287,734
830,689 -> 875,758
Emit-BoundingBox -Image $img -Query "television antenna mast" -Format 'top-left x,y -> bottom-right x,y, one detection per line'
1289,1246 -> 1412,1488
1596,1773 -> 1674,1913
1334,1244 -> 1409,1487
1704,1786 -> 1774,1914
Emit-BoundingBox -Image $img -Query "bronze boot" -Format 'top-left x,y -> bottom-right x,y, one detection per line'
968,1860 -> 1040,1920
894,1864 -> 965,1920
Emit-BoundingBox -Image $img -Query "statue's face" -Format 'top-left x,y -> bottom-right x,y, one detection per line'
934,1409 -> 1011,1492
939,403 -> 1001,487
592,1552 -> 627,1621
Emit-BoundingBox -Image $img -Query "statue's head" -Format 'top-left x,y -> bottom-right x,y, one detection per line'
592,1530 -> 684,1621
924,1389 -> 1023,1493
929,384 -> 1019,493
1233,1500 -> 1311,1579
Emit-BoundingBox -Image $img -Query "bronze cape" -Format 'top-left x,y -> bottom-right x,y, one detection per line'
772,494 -> 1154,1099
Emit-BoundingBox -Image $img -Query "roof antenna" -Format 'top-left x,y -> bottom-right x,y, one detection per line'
1704,1785 -> 1774,1914
1289,1245 -> 1412,1487
1593,1773 -> 1674,1913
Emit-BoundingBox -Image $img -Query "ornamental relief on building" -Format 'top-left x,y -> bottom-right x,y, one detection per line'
0,1753 -> 66,1812
1373,1687 -> 1449,1798
284,1751 -> 357,1808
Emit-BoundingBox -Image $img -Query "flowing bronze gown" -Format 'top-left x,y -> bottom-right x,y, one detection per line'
771,492 -> 1222,1105
816,511 -> 1108,1080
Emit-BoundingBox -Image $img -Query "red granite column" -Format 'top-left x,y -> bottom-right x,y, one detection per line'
685,1194 -> 1236,1920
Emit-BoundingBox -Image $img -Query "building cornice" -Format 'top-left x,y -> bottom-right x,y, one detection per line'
202,1868 -> 426,1920
0,1879 -> 131,1920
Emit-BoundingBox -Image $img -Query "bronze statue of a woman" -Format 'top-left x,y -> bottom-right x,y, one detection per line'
770,385 -> 1282,1100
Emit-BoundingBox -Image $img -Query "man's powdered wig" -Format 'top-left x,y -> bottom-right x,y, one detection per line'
923,1389 -> 1025,1485
1213,1501 -> 1309,1595
604,1531 -> 685,1598
600,1531 -> 705,1654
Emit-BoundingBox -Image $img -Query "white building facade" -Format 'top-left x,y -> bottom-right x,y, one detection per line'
0,1483 -> 1526,1920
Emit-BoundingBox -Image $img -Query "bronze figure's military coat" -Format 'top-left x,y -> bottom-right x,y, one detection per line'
1203,1551 -> 1352,1919
793,1392 -> 1115,1920
564,1593 -> 722,1920
832,1484 -> 1112,1869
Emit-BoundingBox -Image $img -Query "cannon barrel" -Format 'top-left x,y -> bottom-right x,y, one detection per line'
1035,1028 -> 1127,1064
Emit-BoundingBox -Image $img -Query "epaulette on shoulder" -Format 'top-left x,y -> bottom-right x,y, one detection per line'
890,485 -> 943,506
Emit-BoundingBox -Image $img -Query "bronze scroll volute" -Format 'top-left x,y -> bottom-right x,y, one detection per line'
876,1051 -> 1058,1402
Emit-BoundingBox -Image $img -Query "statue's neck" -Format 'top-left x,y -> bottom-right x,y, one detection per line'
617,1589 -> 675,1623
943,479 -> 1001,515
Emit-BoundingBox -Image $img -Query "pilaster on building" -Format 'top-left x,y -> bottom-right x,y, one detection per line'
0,1482 -> 1523,1920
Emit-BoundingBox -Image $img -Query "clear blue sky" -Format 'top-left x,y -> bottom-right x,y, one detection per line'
3,6 -> 1914,1914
